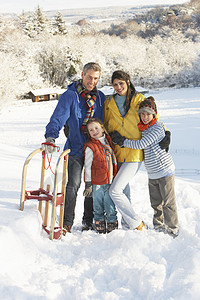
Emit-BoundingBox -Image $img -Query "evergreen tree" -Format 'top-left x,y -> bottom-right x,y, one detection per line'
53,11 -> 67,35
18,11 -> 26,29
33,5 -> 49,35
18,7 -> 50,38
24,13 -> 35,38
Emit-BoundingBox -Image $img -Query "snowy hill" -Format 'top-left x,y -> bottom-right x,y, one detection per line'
0,87 -> 200,299
44,5 -> 165,23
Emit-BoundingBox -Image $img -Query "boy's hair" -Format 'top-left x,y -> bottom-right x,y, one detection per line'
83,62 -> 101,75
86,118 -> 108,138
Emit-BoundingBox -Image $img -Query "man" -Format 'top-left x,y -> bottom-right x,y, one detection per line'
43,62 -> 106,233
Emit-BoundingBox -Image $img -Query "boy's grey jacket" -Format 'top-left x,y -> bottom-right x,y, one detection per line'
124,121 -> 175,179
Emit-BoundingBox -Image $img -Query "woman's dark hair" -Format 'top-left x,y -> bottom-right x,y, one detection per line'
111,70 -> 136,114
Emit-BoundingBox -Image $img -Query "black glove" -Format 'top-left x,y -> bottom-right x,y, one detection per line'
159,130 -> 171,152
83,182 -> 92,197
109,131 -> 126,147
63,125 -> 69,138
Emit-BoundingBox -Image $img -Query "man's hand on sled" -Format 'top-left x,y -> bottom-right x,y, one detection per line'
42,137 -> 57,154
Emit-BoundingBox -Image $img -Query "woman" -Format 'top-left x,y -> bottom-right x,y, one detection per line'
103,70 -> 147,230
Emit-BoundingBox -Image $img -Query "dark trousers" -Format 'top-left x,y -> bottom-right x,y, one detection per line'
63,155 -> 93,226
148,174 -> 178,231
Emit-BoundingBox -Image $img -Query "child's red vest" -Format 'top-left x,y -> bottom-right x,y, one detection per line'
84,134 -> 117,185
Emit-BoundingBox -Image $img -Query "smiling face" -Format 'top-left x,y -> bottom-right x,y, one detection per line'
87,122 -> 104,139
140,112 -> 154,125
81,69 -> 100,92
112,78 -> 129,96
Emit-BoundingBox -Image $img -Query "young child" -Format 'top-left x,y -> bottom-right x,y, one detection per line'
111,97 -> 179,237
83,118 -> 118,234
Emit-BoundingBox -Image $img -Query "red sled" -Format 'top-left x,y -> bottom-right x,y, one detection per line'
20,146 -> 70,240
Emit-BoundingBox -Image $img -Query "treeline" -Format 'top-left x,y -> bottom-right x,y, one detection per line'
0,2 -> 200,108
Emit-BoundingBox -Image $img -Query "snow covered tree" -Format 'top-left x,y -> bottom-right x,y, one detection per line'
35,37 -> 82,87
33,5 -> 51,35
190,0 -> 200,6
19,12 -> 36,38
53,11 -> 67,35
19,6 -> 51,38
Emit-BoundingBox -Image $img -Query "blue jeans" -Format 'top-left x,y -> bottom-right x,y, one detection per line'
64,155 -> 93,226
93,184 -> 117,223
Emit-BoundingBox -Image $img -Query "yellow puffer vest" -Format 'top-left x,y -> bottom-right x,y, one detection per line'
104,92 -> 146,163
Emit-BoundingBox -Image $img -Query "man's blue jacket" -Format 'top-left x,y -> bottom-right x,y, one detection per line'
45,82 -> 106,158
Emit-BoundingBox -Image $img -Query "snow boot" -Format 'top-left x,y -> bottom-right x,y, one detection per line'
81,222 -> 94,232
166,228 -> 179,238
107,220 -> 118,233
63,225 -> 72,235
154,225 -> 165,233
95,220 -> 106,234
135,221 -> 148,231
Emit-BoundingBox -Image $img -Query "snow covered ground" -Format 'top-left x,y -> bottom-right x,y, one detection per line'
0,87 -> 200,299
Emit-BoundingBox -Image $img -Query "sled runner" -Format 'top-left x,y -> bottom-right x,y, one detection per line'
20,145 -> 70,240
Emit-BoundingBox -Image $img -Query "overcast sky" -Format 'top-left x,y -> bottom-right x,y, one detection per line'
0,0 -> 189,14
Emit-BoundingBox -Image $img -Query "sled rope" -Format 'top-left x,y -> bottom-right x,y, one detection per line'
45,154 -> 55,174
42,144 -> 60,174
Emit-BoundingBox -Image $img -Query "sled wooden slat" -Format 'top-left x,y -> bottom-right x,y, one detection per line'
38,152 -> 46,215
49,150 -> 70,240
43,184 -> 51,227
20,148 -> 43,211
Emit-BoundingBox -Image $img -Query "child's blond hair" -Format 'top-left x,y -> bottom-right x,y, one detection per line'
86,118 -> 108,138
